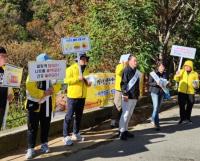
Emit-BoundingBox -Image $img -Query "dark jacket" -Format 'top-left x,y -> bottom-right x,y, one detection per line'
0,66 -> 8,108
120,66 -> 140,99
149,71 -> 167,95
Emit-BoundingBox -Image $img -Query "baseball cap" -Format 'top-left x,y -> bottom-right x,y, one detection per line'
75,53 -> 90,61
36,53 -> 51,62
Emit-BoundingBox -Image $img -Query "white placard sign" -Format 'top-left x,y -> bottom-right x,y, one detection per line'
61,36 -> 91,54
119,54 -> 130,63
28,60 -> 66,81
170,45 -> 196,59
1,64 -> 23,88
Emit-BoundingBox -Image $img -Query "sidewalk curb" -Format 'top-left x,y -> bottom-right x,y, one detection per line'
0,96 -> 176,157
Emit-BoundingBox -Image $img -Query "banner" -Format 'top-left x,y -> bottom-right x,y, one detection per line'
54,73 -> 115,116
28,60 -> 66,81
61,36 -> 91,54
55,72 -> 146,111
170,45 -> 196,59
1,64 -> 23,88
84,73 -> 115,109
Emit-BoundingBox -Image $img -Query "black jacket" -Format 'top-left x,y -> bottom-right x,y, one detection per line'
0,67 -> 8,108
120,66 -> 140,99
149,71 -> 167,95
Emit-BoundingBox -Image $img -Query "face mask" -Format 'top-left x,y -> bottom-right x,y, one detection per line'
80,65 -> 87,73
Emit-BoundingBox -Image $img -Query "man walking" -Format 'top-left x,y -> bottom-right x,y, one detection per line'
119,55 -> 140,140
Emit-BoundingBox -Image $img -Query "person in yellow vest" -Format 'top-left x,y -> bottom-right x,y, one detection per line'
25,53 -> 61,159
0,47 -> 13,130
174,60 -> 199,124
110,59 -> 128,128
63,53 -> 91,146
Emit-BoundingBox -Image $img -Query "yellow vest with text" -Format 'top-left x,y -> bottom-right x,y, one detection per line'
26,76 -> 61,112
65,63 -> 89,98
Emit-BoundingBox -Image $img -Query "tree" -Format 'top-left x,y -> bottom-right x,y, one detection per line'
85,0 -> 158,72
156,0 -> 200,64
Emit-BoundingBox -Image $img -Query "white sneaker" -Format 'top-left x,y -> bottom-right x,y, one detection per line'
151,121 -> 156,127
63,136 -> 73,146
72,133 -> 85,141
41,143 -> 50,153
25,148 -> 35,159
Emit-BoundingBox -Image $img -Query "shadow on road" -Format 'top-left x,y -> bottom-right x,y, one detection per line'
32,114 -> 200,161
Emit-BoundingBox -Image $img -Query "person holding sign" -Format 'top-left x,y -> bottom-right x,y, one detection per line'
119,55 -> 140,140
25,54 -> 61,159
149,62 -> 168,130
110,55 -> 128,128
63,53 -> 91,146
174,60 -> 199,124
0,47 -> 13,129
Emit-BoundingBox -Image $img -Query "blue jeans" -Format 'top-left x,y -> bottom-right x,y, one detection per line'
63,98 -> 85,137
151,92 -> 163,126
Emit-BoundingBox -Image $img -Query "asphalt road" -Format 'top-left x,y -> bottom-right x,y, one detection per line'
65,106 -> 200,161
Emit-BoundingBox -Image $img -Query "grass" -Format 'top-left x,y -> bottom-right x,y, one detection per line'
6,100 -> 27,129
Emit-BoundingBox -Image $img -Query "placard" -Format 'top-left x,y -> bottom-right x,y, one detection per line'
1,64 -> 23,88
119,54 -> 130,63
28,60 -> 66,81
170,45 -> 196,59
61,36 -> 91,54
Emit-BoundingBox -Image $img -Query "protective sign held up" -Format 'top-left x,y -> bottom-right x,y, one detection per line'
1,64 -> 23,88
170,45 -> 196,59
28,60 -> 66,81
61,36 -> 91,54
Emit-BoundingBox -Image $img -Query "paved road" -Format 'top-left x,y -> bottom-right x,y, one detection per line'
62,106 -> 200,161
2,105 -> 200,161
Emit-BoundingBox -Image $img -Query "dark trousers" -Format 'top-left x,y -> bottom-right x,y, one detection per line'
0,87 -> 8,129
27,101 -> 52,149
63,98 -> 85,137
178,92 -> 195,121
0,107 -> 5,129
